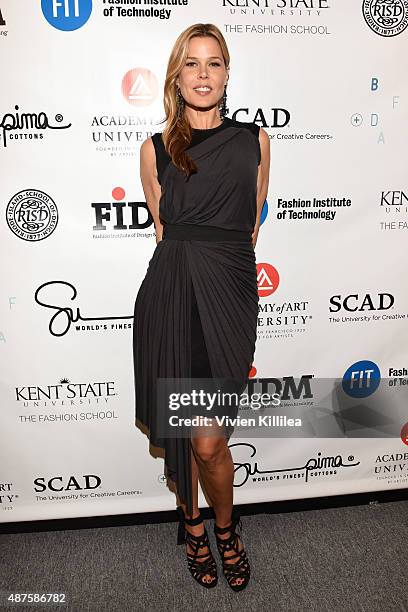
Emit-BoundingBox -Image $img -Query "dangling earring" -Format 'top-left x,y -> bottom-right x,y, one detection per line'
218,85 -> 229,121
176,86 -> 185,120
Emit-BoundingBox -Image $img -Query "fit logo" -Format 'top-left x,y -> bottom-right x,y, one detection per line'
41,0 -> 92,31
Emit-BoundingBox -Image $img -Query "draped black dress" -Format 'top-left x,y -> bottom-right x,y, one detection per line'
133,116 -> 260,515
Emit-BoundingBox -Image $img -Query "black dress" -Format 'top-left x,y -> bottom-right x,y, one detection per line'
133,116 -> 260,515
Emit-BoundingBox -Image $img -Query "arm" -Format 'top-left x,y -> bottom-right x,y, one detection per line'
252,127 -> 271,248
139,137 -> 164,244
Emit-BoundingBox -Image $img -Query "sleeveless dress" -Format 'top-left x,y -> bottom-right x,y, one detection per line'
133,116 -> 261,515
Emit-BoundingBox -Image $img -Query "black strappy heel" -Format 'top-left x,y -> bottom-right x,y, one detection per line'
176,506 -> 218,589
214,508 -> 250,592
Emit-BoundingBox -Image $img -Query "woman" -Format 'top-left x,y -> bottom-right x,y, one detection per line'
133,23 -> 270,591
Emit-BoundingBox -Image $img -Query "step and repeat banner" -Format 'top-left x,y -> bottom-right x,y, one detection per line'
1,1 -> 408,522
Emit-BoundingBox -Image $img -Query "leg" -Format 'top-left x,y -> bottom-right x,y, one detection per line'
191,422 -> 248,588
175,440 -> 216,586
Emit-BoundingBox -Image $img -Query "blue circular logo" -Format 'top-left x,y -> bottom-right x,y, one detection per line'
41,0 -> 92,31
260,199 -> 268,226
342,360 -> 381,398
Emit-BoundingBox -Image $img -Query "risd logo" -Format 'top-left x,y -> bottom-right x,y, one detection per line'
362,0 -> 408,37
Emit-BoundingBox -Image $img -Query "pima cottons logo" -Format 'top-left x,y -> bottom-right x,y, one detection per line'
122,68 -> 158,107
0,105 -> 72,148
230,442 -> 359,488
41,0 -> 92,31
362,0 -> 408,37
6,189 -> 58,241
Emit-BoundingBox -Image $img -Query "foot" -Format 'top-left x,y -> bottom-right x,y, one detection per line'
185,518 -> 216,586
214,522 -> 250,589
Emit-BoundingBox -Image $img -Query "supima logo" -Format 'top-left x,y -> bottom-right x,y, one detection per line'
41,0 -> 92,31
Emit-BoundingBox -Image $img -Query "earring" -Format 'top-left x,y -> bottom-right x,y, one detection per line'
176,86 -> 185,120
218,85 -> 229,121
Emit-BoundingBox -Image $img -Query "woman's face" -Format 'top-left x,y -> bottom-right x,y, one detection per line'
176,36 -> 228,112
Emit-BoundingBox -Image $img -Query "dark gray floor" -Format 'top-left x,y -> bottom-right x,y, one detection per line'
1,500 -> 408,612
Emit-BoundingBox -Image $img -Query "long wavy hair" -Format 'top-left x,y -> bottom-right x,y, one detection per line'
160,24 -> 230,180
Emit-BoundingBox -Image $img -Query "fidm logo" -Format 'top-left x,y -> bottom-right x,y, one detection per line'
121,68 -> 159,107
41,0 -> 92,31
92,186 -> 154,236
362,0 -> 408,37
6,189 -> 59,241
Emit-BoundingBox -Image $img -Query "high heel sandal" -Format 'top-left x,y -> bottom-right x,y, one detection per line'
214,508 -> 250,592
176,506 -> 218,589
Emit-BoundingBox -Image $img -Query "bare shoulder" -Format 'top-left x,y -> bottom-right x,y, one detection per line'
258,127 -> 270,157
140,136 -> 155,161
258,127 -> 269,146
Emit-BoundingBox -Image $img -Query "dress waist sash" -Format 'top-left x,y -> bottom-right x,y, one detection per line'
162,223 -> 252,242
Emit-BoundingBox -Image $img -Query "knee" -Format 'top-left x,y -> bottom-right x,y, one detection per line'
192,439 -> 229,469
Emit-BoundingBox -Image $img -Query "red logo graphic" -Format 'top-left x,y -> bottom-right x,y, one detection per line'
121,68 -> 158,107
256,263 -> 280,297
112,186 -> 125,201
401,422 -> 408,446
248,363 -> 257,378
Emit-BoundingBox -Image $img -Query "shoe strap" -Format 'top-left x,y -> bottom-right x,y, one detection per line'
214,508 -> 242,536
176,505 -> 203,526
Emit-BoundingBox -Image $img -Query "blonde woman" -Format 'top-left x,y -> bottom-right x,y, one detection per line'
133,23 -> 270,591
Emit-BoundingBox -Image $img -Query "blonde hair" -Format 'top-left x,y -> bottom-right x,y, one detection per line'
160,23 -> 230,180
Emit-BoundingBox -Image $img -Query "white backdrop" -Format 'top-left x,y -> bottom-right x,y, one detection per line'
1,0 -> 408,522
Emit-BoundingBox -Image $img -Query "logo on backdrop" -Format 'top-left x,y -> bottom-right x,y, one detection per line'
257,263 -> 279,297
380,189 -> 408,231
15,377 -> 118,424
34,474 -> 101,493
0,482 -> 18,507
102,1 -> 176,20
0,6 -> 7,37
92,186 -> 154,238
401,423 -> 408,446
275,195 -> 352,222
122,68 -> 159,107
6,189 -> 59,241
0,105 -> 71,148
230,442 -> 360,488
232,108 -> 290,130
256,263 -> 312,339
329,292 -> 395,313
91,187 -> 156,238
328,292 -> 407,326
362,0 -> 408,37
374,449 -> 408,484
41,0 -> 92,31
35,281 -> 133,337
342,360 -> 381,398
